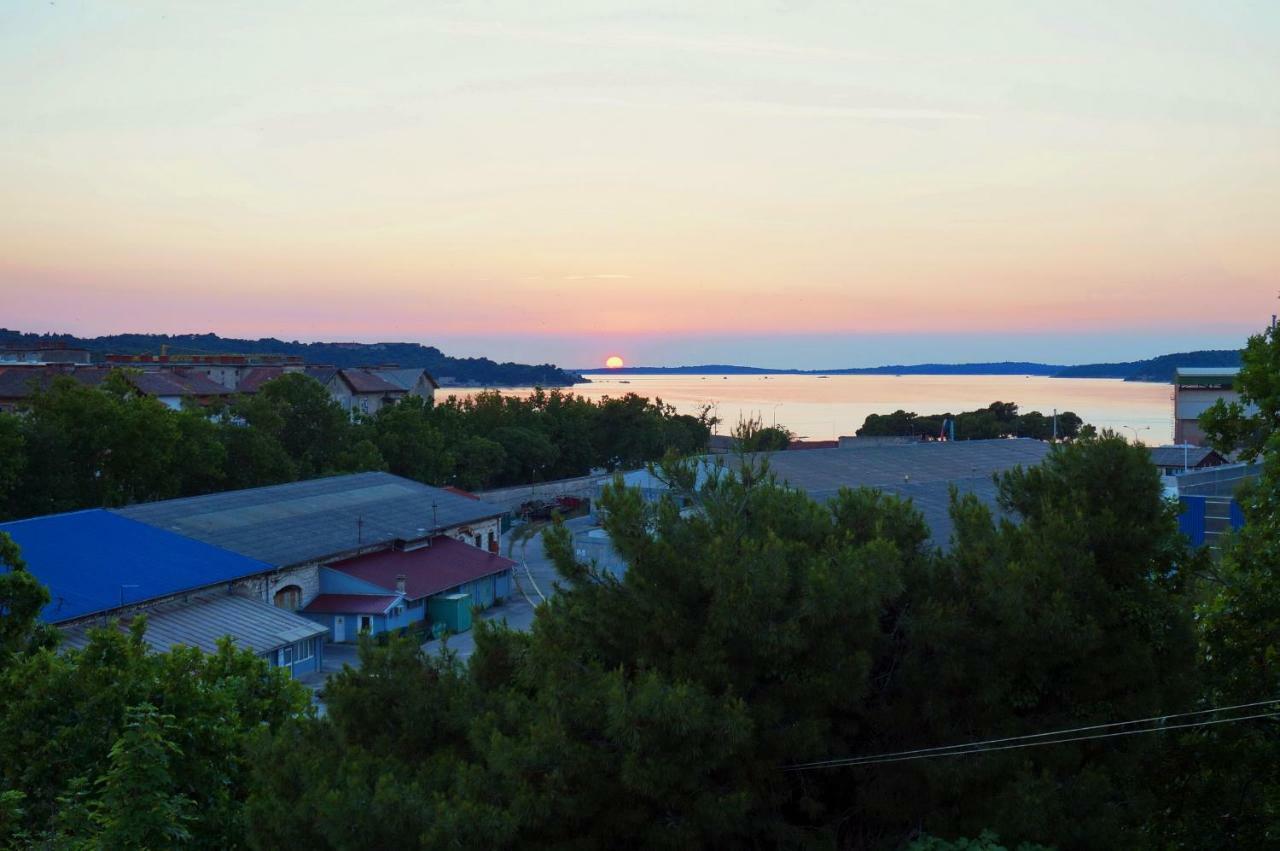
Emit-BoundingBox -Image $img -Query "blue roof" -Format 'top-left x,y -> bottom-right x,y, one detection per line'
0,509 -> 272,623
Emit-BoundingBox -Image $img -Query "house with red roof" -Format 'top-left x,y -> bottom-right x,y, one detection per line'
301,536 -> 515,640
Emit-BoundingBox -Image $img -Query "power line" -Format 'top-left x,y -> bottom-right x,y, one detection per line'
784,698 -> 1280,772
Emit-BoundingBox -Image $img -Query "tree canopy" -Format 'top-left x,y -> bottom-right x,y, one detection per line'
0,378 -> 713,522
858,402 -> 1084,441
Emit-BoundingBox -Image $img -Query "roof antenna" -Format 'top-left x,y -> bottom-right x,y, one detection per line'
432,501 -> 438,532
357,516 -> 363,545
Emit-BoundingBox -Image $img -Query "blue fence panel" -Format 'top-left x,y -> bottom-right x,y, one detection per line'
1178,496 -> 1206,547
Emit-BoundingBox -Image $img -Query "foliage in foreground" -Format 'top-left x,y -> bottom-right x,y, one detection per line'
247,432 -> 1207,849
0,582 -> 308,850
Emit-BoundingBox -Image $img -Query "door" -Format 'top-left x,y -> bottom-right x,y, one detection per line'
334,616 -> 345,642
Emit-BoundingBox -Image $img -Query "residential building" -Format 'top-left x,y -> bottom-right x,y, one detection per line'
368,367 -> 439,404
0,365 -> 232,412
0,344 -> 91,364
325,368 -> 408,416
105,353 -> 306,390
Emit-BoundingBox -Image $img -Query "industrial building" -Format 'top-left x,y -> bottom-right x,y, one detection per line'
0,509 -> 328,677
1172,367 -> 1252,445
0,473 -> 514,672
610,438 -> 1054,545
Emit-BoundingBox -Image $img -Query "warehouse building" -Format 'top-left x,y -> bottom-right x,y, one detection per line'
608,438 -> 1054,546
303,536 -> 515,639
0,509 -> 327,676
1,473 -> 514,667
1172,368 -> 1253,446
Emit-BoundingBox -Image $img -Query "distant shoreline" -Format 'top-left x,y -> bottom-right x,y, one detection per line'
569,350 -> 1241,384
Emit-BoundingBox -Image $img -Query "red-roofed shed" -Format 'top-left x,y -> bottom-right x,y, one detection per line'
329,536 -> 515,603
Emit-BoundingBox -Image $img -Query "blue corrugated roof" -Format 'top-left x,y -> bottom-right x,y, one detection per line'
0,509 -> 272,623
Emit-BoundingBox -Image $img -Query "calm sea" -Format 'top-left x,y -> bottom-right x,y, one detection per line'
448,374 -> 1175,445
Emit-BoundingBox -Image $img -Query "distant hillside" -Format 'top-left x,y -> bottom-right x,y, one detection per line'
585,351 -> 1243,383
0,329 -> 583,387
583,362 -> 1065,376
1053,350 -> 1241,382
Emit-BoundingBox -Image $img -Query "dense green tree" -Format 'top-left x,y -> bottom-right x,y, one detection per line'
10,374 -> 180,515
859,402 -> 1083,441
0,533 -> 55,664
731,413 -> 794,452
1151,321 -> 1280,847
0,614 -> 308,848
234,373 -> 355,478
364,396 -> 453,483
1200,322 -> 1280,460
0,416 -> 24,520
850,434 -> 1201,847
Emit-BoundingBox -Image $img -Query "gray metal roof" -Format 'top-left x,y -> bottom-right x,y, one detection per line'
747,438 -> 1051,492
762,439 -> 1049,546
58,592 -> 327,656
621,438 -> 1053,546
1147,445 -> 1221,468
370,367 -> 439,392
114,472 -> 507,567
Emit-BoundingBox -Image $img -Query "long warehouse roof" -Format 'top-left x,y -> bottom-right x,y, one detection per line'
113,472 -> 506,567
0,509 -> 272,623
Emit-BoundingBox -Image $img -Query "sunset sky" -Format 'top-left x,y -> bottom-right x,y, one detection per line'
2,1 -> 1277,368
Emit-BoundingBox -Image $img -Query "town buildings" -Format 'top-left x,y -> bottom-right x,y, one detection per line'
0,364 -> 233,412
0,473 -> 514,674
0,356 -> 437,416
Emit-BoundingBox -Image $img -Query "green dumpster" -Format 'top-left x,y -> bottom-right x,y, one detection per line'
427,593 -> 473,634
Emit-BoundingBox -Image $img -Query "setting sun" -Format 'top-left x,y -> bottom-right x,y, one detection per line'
605,355 -> 625,369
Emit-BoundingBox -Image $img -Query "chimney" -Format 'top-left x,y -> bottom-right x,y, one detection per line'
395,574 -> 407,595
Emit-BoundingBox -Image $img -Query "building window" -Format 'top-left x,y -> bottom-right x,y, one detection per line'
273,585 -> 302,611
295,639 -> 314,662
279,645 -> 295,667
359,615 -> 373,633
488,531 -> 496,550
474,535 -> 482,548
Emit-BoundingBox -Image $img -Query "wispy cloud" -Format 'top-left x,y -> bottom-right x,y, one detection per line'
564,274 -> 633,280
721,101 -> 981,120
432,21 -> 855,62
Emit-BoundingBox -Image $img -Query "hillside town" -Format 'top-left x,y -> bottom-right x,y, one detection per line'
0,339 -> 1261,691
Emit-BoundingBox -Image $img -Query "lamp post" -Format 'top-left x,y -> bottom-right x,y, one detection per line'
1122,425 -> 1151,444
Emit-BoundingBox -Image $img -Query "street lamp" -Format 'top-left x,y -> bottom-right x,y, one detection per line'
1122,425 -> 1151,444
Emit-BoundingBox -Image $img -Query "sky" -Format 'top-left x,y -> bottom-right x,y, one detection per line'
2,1 -> 1277,369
